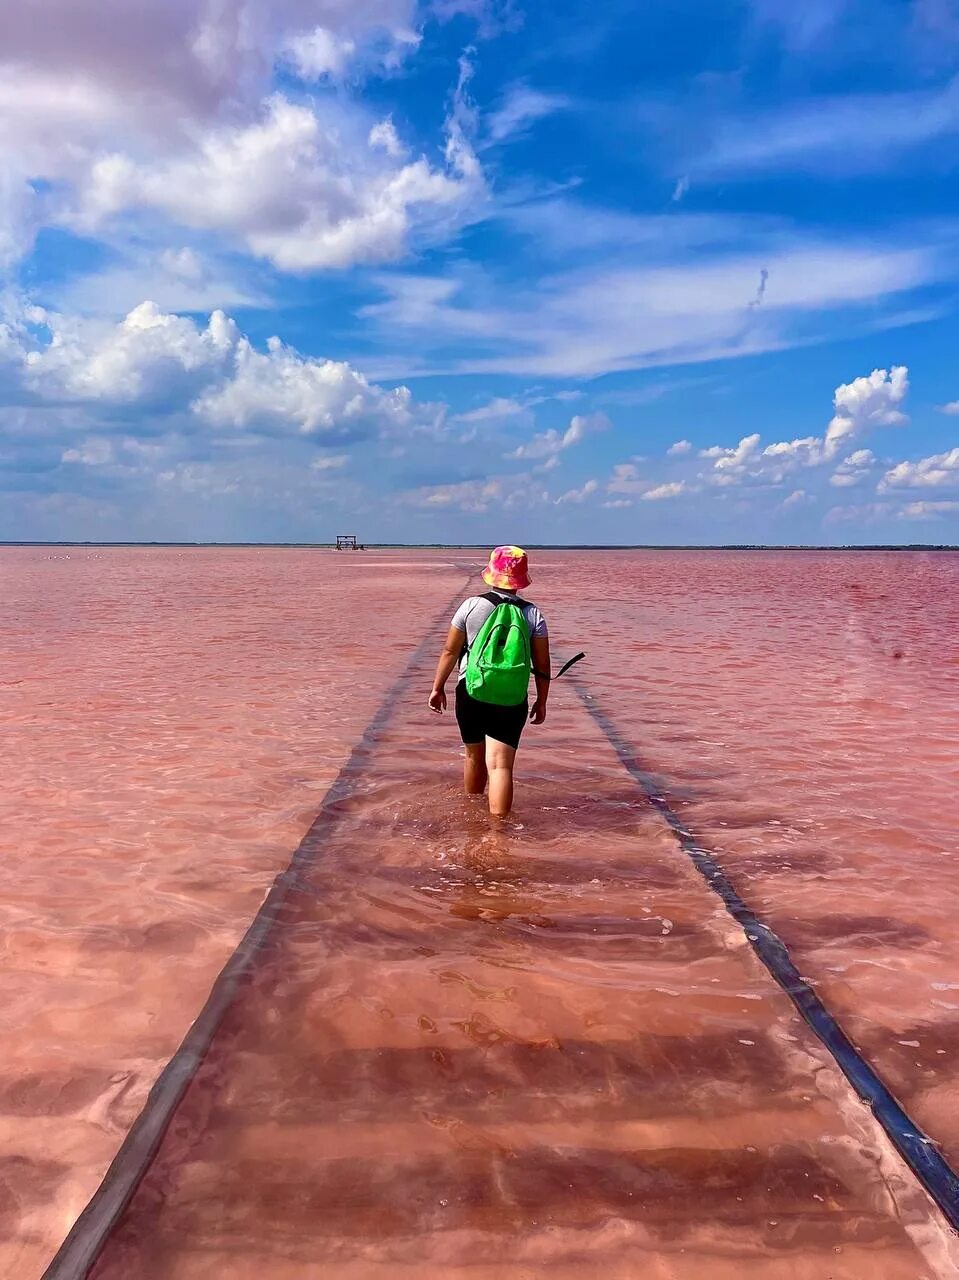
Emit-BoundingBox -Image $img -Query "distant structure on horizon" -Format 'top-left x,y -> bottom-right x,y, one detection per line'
335,534 -> 364,550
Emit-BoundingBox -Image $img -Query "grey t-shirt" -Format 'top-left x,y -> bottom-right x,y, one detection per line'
451,590 -> 548,680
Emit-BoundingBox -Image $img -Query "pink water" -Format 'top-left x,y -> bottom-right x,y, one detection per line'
2,548 -> 959,1278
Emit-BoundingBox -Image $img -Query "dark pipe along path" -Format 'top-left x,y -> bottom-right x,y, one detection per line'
574,679 -> 959,1234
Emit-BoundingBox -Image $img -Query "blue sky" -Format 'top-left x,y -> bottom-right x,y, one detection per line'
2,0 -> 959,543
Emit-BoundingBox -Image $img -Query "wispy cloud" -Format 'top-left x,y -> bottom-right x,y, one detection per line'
361,229 -> 939,378
485,82 -> 571,144
700,77 -> 959,175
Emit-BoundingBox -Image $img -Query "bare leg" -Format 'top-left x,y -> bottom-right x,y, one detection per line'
485,737 -> 517,817
463,743 -> 488,795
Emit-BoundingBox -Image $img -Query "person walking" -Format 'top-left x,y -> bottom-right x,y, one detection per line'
429,546 -> 550,818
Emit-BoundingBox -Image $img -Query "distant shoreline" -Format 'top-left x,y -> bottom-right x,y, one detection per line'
3,542 -> 958,552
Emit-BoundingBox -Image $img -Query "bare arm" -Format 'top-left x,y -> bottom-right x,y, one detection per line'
530,634 -> 551,724
428,626 -> 466,713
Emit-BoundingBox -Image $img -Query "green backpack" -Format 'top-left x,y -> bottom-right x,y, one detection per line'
465,592 -> 532,706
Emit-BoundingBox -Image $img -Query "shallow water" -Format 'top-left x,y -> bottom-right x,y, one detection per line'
2,548 -> 959,1278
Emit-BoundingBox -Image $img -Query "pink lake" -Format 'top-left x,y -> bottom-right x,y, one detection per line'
2,547 -> 959,1279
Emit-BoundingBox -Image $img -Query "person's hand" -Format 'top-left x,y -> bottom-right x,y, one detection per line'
529,697 -> 547,725
428,687 -> 447,714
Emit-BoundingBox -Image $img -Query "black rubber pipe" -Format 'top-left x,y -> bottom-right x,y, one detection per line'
575,682 -> 959,1233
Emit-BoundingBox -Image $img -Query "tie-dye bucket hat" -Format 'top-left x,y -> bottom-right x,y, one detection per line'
482,545 -> 531,591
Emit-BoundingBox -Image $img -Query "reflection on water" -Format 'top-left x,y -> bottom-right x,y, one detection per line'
3,549 -> 959,1278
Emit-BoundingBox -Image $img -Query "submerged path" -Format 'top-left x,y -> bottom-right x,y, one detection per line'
44,619 -> 959,1278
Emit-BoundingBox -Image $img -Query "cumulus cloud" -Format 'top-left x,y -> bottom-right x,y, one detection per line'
606,464 -> 687,501
607,462 -> 644,495
1,1 -> 420,122
697,366 -> 910,489
879,446 -> 959,491
824,366 -> 908,458
937,400 -> 959,415
555,479 -> 598,504
830,448 -> 876,487
0,0 -> 484,274
194,335 -> 432,438
667,438 -> 692,455
407,471 -> 550,512
24,301 -> 238,406
4,298 -> 442,448
76,96 -> 482,272
700,432 -> 762,483
641,481 -> 686,500
506,412 -> 609,460
61,437 -> 116,466
780,488 -> 811,509
895,500 -> 959,519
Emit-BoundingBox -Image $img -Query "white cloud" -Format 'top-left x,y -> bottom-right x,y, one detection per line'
54,245 -> 265,317
455,396 -> 527,423
75,96 -> 483,272
407,471 -> 550,512
285,28 -> 358,79
453,389 -> 583,424
700,433 -> 762,481
368,118 -> 407,160
697,366 -> 910,490
0,172 -> 38,268
0,1 -> 484,275
61,437 -> 116,466
760,436 -> 824,471
607,462 -> 644,495
701,79 -> 959,176
879,447 -> 959,491
780,488 -> 811,510
896,500 -> 959,519
830,447 -> 876,487
194,334 -> 430,438
3,298 -> 444,451
364,236 -> 933,379
24,301 -> 238,405
937,400 -> 959,415
310,454 -> 349,471
671,175 -> 690,203
485,83 -> 570,144
507,412 -> 608,460
1,1 -> 420,122
603,497 -> 633,509
555,479 -> 598,504
641,481 -> 686,500
667,438 -> 692,455
824,366 -> 908,458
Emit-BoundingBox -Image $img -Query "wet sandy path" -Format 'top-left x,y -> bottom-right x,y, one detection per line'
79,639 -> 957,1279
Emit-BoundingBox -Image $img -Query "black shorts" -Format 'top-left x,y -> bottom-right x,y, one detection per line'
455,681 -> 528,750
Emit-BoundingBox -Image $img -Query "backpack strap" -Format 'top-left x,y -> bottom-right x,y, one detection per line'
483,591 -> 536,609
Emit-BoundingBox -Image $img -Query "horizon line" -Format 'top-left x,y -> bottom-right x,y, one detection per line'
3,542 -> 958,552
